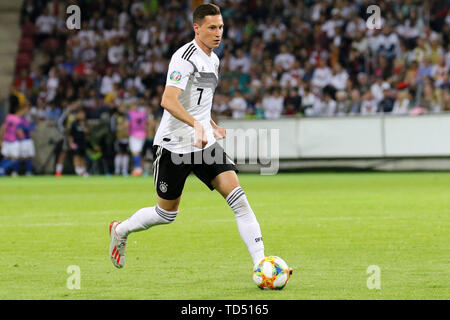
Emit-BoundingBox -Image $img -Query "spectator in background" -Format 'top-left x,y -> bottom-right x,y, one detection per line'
100,67 -> 116,97
403,10 -> 425,49
371,76 -> 391,104
35,7 -> 56,44
304,89 -> 324,117
379,24 -> 400,61
301,84 -> 315,115
280,59 -> 304,88
360,91 -> 378,115
311,58 -> 331,89
321,8 -> 344,40
345,13 -> 366,40
322,92 -> 337,116
392,90 -> 411,114
356,72 -> 371,94
408,36 -> 429,64
329,63 -> 349,91
252,96 -> 265,119
229,48 -> 251,73
274,45 -> 295,71
432,56 -> 448,88
335,90 -> 350,116
108,38 -> 125,65
349,90 -> 361,115
416,57 -> 434,87
378,86 -> 396,113
229,90 -> 248,119
415,83 -> 436,113
262,87 -> 284,119
428,32 -> 444,65
46,67 -> 59,103
284,87 -> 302,116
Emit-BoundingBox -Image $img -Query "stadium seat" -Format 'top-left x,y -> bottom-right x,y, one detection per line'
15,52 -> 32,74
21,23 -> 36,38
18,37 -> 34,54
42,38 -> 59,54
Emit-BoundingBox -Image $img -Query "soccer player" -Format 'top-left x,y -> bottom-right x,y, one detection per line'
0,106 -> 25,177
55,102 -> 78,177
18,103 -> 35,176
109,4 -> 266,271
69,108 -> 88,177
113,103 -> 130,176
127,103 -> 148,176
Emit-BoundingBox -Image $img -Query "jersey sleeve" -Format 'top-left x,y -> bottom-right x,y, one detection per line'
165,54 -> 194,91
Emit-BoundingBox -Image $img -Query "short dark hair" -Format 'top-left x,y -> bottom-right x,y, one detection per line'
193,3 -> 221,25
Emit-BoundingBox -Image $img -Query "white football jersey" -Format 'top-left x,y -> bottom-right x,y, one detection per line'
154,39 -> 220,154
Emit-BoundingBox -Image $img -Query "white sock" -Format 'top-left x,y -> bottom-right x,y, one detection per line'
114,155 -> 121,175
226,186 -> 265,265
121,155 -> 129,175
75,167 -> 83,175
115,206 -> 178,237
56,163 -> 63,173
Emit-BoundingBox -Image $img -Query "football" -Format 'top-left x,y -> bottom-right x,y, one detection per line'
252,256 -> 291,290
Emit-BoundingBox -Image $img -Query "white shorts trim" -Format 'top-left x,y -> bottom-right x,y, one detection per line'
1,141 -> 20,158
129,136 -> 145,154
19,139 -> 35,158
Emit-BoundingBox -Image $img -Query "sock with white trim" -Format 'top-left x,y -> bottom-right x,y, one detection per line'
114,155 -> 121,175
55,163 -> 63,174
115,206 -> 178,237
121,155 -> 129,175
226,186 -> 265,265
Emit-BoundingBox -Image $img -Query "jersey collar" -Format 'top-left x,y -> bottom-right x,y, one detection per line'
193,38 -> 214,59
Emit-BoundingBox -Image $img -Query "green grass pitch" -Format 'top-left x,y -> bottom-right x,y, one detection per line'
0,172 -> 448,300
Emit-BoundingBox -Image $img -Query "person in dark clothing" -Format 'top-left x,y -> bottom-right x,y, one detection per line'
69,108 -> 88,176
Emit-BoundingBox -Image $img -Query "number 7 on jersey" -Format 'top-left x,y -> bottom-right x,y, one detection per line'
197,88 -> 204,105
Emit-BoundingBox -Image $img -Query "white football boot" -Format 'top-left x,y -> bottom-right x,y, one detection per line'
109,221 -> 127,268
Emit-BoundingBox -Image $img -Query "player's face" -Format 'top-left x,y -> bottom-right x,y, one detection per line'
195,15 -> 224,49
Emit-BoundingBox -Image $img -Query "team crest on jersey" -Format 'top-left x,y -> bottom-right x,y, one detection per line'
169,71 -> 182,82
159,181 -> 168,193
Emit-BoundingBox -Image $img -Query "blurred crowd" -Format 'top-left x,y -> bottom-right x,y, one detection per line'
2,0 -> 450,175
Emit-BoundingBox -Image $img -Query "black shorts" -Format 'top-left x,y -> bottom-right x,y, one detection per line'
73,142 -> 86,157
114,139 -> 129,154
152,142 -> 238,200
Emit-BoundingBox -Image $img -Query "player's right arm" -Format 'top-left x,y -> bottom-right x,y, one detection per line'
161,84 -> 207,149
161,48 -> 208,149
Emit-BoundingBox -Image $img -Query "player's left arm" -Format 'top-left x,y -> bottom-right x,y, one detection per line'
210,119 -> 226,140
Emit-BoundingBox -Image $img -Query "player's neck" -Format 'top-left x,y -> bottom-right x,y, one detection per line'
194,37 -> 213,56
